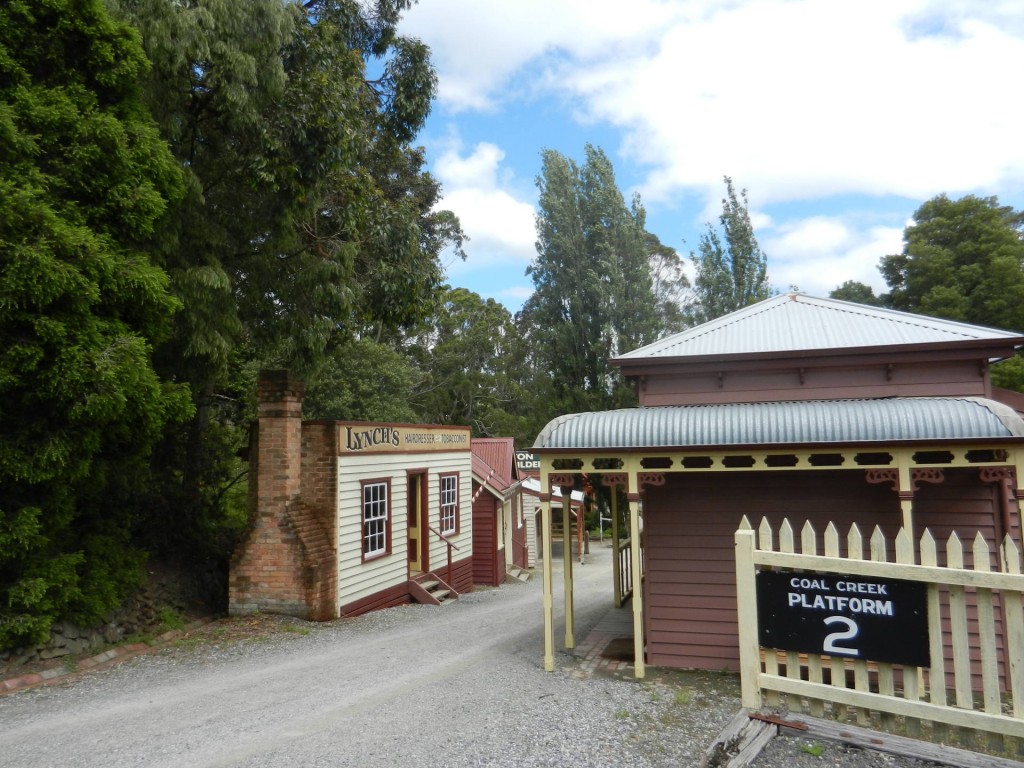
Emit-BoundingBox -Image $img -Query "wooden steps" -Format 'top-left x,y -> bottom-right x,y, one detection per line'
408,573 -> 458,606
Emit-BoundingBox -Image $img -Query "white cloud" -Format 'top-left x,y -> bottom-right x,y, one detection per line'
399,1 -> 1024,310
405,1 -> 1024,205
569,1 -> 1024,206
430,139 -> 538,282
400,0 -> 689,112
763,217 -> 903,296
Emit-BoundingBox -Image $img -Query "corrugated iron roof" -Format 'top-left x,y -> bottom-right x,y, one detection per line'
613,293 -> 1024,361
533,398 -> 1024,451
471,437 -> 517,492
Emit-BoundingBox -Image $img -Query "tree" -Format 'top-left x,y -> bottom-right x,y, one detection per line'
879,193 -> 1024,394
688,176 -> 771,324
412,287 -> 529,440
109,0 -> 461,571
303,337 -> 422,424
0,0 -> 191,649
647,232 -> 690,333
879,194 -> 1024,331
526,145 -> 661,416
829,280 -> 885,306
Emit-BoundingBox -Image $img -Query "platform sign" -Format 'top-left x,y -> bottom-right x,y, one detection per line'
756,570 -> 930,667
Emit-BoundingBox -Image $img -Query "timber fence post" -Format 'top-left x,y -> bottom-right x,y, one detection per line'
735,523 -> 761,709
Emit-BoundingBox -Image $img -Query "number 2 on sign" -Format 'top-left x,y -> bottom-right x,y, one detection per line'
823,615 -> 859,656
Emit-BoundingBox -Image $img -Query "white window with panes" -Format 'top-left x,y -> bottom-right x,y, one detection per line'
362,481 -> 388,558
439,474 -> 458,535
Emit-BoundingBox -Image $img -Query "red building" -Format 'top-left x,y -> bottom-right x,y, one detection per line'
533,294 -> 1024,677
471,438 -> 526,585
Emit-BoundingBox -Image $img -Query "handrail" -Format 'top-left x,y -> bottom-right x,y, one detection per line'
426,525 -> 462,550
427,525 -> 461,586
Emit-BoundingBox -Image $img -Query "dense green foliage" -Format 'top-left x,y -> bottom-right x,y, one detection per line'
0,0 -> 192,648
303,337 -> 422,424
526,145 -> 663,416
879,193 -> 1024,392
0,0 -> 465,652
829,280 -> 884,306
880,194 -> 1024,331
648,232 -> 690,334
412,287 -> 531,442
105,0 -> 462,581
688,176 -> 772,323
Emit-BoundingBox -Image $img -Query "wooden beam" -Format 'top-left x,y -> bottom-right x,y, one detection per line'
540,466 -> 555,672
562,488 -> 574,649
773,711 -> 1024,768
627,467 -> 645,679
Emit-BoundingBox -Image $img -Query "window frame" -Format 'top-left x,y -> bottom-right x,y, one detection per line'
438,472 -> 460,536
361,477 -> 392,561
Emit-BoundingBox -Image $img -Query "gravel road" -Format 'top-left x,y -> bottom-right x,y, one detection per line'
0,547 -> 966,767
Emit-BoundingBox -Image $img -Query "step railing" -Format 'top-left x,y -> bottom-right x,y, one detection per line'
616,536 -> 633,607
427,524 -> 461,586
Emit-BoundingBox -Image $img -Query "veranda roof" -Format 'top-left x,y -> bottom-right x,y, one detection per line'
533,397 -> 1024,452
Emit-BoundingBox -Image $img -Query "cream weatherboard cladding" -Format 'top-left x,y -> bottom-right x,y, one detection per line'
229,372 -> 474,621
335,450 -> 472,612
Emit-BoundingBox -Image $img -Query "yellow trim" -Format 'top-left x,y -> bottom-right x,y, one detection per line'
628,472 -> 645,679
560,444 -> 1020,474
537,445 -> 1024,676
562,491 -> 574,649
541,466 -> 555,672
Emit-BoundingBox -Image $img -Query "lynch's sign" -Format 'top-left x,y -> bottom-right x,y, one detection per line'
338,423 -> 470,454
756,570 -> 929,667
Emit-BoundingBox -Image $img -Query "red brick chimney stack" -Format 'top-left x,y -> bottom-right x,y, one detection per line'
228,370 -> 309,617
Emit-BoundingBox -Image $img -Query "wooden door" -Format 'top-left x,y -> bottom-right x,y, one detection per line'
407,473 -> 426,573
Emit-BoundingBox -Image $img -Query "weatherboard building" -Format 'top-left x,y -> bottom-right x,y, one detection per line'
531,292 -> 1024,682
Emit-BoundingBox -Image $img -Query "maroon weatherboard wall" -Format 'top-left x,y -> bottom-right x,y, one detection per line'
642,469 -> 1014,688
472,491 -> 502,586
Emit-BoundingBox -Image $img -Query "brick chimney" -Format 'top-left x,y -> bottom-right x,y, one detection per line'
228,370 -> 310,617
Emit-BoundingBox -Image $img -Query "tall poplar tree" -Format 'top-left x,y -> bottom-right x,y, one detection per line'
526,145 -> 660,416
688,176 -> 771,323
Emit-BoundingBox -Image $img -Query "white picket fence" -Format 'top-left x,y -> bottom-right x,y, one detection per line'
735,517 -> 1024,745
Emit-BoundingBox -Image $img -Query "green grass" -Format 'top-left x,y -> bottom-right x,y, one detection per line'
157,606 -> 186,632
673,687 -> 693,706
801,741 -> 824,757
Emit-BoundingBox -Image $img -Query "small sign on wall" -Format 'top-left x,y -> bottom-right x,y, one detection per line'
516,451 -> 540,472
756,570 -> 930,667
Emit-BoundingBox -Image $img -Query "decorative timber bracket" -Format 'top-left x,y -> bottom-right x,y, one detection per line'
549,473 -> 576,490
638,472 -> 666,489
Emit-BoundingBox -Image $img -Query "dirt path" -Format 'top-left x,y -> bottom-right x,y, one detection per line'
4,547 -> 714,768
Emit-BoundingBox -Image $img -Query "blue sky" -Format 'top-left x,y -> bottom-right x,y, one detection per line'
398,0 -> 1024,315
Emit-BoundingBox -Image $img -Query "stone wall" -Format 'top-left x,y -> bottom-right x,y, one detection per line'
0,563 -> 199,673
